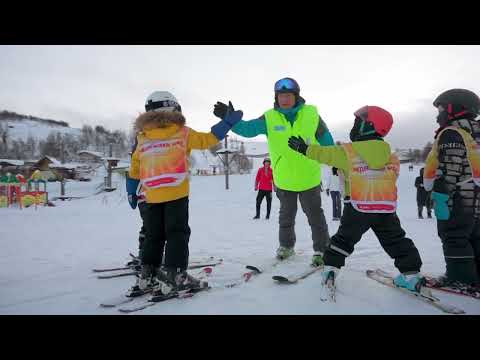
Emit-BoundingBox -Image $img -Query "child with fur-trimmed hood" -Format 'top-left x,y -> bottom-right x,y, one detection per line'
126,91 -> 242,295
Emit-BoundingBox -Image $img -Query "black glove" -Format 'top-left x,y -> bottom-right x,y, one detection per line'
326,189 -> 330,196
288,136 -> 308,156
213,101 -> 235,120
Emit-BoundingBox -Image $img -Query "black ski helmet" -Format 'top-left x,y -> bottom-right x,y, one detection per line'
433,89 -> 480,124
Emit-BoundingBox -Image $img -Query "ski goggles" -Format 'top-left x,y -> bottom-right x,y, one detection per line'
145,99 -> 181,112
274,78 -> 299,92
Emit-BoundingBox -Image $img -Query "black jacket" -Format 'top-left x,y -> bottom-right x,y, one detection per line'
436,117 -> 480,215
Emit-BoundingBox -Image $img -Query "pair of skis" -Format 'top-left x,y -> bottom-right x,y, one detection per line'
100,267 -> 213,311
226,260 -> 322,288
424,276 -> 480,300
366,269 -> 466,314
93,256 -> 223,279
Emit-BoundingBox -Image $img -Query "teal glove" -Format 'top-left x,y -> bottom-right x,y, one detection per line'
431,191 -> 450,220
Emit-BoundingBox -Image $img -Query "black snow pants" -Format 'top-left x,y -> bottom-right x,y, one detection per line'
256,190 -> 272,218
137,201 -> 147,259
141,197 -> 191,271
437,194 -> 480,284
323,203 -> 422,274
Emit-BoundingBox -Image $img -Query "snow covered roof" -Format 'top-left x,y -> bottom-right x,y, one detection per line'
0,159 -> 24,166
43,156 -> 61,165
77,150 -> 104,158
50,164 -> 76,169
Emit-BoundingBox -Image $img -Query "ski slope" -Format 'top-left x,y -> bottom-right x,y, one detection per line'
0,162 -> 478,315
2,118 -> 81,143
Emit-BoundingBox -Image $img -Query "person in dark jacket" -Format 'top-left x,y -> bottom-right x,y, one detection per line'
424,88 -> 480,286
415,167 -> 433,219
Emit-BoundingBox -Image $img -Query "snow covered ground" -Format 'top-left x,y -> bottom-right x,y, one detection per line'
0,161 -> 478,315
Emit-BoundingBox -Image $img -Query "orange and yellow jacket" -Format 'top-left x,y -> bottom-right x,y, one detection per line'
129,111 -> 220,203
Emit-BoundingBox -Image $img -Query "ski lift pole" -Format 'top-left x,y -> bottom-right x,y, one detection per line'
225,135 -> 229,190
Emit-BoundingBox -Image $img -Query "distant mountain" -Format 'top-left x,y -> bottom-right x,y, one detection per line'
0,110 -> 81,142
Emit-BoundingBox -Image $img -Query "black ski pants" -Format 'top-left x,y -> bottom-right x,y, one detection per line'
256,190 -> 272,218
141,197 -> 191,270
324,203 -> 422,274
138,201 -> 147,259
437,207 -> 480,284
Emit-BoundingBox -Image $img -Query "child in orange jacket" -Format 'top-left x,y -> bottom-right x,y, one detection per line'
127,92 -> 242,295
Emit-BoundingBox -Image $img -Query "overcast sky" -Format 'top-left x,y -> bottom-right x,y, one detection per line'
1,45 -> 479,149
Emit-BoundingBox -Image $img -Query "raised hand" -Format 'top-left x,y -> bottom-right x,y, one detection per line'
288,136 -> 308,156
213,101 -> 229,119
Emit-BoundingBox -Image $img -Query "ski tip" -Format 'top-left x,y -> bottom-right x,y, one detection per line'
272,276 -> 290,283
245,265 -> 262,273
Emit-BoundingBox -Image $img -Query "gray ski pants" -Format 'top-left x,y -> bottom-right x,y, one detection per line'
276,185 -> 330,253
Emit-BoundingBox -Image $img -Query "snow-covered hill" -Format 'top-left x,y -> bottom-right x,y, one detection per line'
0,163 -> 478,315
1,115 -> 81,143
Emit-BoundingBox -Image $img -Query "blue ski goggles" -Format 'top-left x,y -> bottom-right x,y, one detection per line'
274,78 -> 299,93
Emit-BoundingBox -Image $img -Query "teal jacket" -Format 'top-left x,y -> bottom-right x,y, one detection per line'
231,101 -> 334,146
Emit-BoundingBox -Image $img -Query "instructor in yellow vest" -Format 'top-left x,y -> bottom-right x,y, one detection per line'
213,77 -> 334,266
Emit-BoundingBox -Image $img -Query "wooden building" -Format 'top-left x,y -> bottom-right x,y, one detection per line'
77,150 -> 104,163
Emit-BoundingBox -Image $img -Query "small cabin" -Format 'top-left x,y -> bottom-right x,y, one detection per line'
77,150 -> 104,163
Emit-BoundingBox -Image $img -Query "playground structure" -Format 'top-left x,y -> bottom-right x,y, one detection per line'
0,170 -> 49,209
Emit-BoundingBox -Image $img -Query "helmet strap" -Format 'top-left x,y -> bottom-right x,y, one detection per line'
359,120 -> 376,136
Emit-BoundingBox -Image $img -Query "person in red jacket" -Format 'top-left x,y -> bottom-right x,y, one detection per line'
254,158 -> 274,219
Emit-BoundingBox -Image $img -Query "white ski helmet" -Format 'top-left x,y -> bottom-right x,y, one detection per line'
145,91 -> 181,112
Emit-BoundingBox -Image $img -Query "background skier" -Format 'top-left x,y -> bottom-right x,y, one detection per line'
253,157 -> 274,220
326,167 -> 342,221
414,167 -> 433,219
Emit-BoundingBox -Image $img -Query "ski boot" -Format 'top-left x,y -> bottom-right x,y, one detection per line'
276,246 -> 295,260
153,268 -> 208,296
320,266 -> 339,302
311,251 -> 325,267
128,264 -> 159,296
253,215 -> 260,219
393,272 -> 426,292
428,274 -> 475,290
126,253 -> 141,268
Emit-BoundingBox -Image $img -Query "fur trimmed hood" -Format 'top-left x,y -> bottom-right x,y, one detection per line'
134,111 -> 186,132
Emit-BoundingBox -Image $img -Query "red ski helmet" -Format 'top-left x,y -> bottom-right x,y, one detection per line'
354,105 -> 393,137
